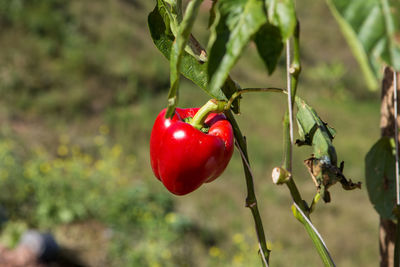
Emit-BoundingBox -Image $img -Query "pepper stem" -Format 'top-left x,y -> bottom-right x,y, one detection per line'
190,99 -> 225,130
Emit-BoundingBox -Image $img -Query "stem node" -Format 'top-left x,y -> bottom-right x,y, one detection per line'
272,167 -> 291,185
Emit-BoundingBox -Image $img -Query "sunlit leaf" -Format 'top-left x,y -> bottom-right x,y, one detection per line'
208,0 -> 267,96
326,0 -> 400,90
148,1 -> 240,113
266,0 -> 297,41
365,137 -> 396,219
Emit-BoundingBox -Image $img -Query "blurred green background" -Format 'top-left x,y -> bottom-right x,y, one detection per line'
0,0 -> 382,266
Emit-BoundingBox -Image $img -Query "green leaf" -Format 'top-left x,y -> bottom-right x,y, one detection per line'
148,1 -> 207,90
167,0 -> 203,117
326,0 -> 400,90
295,97 -> 337,165
295,97 -> 361,202
365,137 -> 396,219
266,0 -> 297,41
208,0 -> 267,96
148,1 -> 240,113
254,22 -> 284,74
148,2 -> 229,101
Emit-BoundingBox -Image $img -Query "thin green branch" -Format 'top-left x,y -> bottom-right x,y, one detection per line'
226,110 -> 270,266
283,19 -> 336,266
283,112 -> 307,213
283,20 -> 306,212
286,40 -> 294,148
292,202 -> 336,267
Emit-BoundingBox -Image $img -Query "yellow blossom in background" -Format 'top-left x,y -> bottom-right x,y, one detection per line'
111,144 -> 122,158
57,145 -> 69,156
39,162 -> 52,174
233,233 -> 244,244
209,246 -> 222,258
165,212 -> 177,224
95,160 -> 105,170
99,125 -> 109,135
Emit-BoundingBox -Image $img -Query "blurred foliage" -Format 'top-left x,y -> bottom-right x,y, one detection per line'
0,221 -> 28,249
0,132 -> 202,265
305,61 -> 350,100
0,0 -> 168,117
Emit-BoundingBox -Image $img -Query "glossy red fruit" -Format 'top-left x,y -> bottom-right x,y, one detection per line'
150,108 -> 234,195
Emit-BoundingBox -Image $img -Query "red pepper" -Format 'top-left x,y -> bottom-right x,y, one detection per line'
150,106 -> 234,195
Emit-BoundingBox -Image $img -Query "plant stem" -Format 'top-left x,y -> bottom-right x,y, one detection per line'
226,110 -> 270,266
284,20 -> 336,266
292,202 -> 336,267
283,20 -> 306,212
304,223 -> 334,267
286,41 -> 294,148
283,112 -> 307,213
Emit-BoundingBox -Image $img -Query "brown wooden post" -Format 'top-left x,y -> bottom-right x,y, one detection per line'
379,67 -> 400,267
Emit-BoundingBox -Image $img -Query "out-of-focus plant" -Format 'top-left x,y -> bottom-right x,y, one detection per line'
0,0 -> 167,116
0,132 -> 200,266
